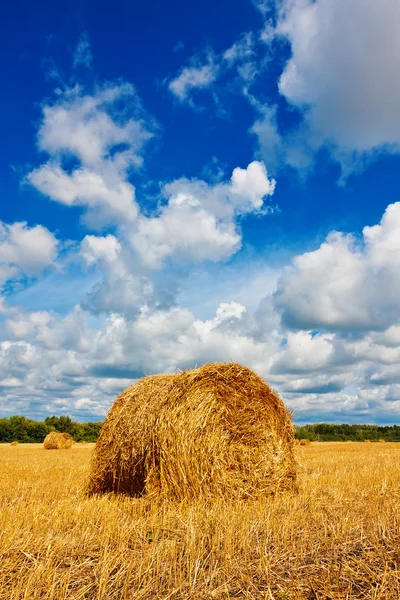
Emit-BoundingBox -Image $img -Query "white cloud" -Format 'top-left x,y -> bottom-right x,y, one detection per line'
28,83 -> 153,228
274,0 -> 400,168
37,83 -> 150,166
168,32 -> 260,105
8,47 -> 400,425
0,221 -> 58,284
132,161 -> 276,268
274,202 -> 400,331
3,268 -> 400,423
0,301 -> 271,417
27,83 -> 277,316
168,59 -> 218,102
230,160 -> 275,207
81,234 -> 121,266
251,103 -> 314,173
5,310 -> 51,339
80,234 -> 153,315
271,331 -> 336,374
29,164 -> 138,228
223,33 -> 255,65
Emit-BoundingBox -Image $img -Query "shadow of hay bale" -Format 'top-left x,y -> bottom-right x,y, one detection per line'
88,362 -> 297,501
43,432 -> 73,450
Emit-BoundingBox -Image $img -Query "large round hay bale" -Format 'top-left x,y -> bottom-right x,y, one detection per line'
10,441 -> 19,446
299,439 -> 311,446
43,432 -> 73,450
88,362 -> 296,501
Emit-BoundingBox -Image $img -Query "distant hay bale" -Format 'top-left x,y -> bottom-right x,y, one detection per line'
43,432 -> 73,450
80,441 -> 88,445
88,362 -> 297,501
364,440 -> 371,443
378,439 -> 386,443
10,441 -> 19,446
299,439 -> 311,446
294,438 -> 301,446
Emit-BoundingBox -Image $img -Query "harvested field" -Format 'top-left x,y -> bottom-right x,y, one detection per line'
1,442 -> 400,599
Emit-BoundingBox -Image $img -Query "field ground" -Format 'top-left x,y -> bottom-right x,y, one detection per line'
1,442 -> 400,599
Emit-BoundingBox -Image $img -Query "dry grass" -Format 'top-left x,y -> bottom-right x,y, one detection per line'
1,442 -> 400,599
89,363 -> 296,500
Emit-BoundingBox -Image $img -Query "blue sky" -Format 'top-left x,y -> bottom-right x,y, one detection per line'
1,0 -> 400,423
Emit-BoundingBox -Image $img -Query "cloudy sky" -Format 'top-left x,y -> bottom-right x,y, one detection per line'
1,0 -> 400,423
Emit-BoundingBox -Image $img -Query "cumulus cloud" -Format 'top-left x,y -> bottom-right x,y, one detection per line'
8,41 -> 400,425
80,234 -> 153,315
29,163 -> 138,228
0,221 -> 58,284
274,202 -> 400,332
36,83 -> 150,166
72,161 -> 276,314
27,83 -> 277,317
166,0 -> 400,174
273,0 -> 400,170
133,161 -> 276,268
25,81 -> 279,321
27,83 -> 153,228
4,288 -> 400,423
0,301 -> 273,418
5,310 -> 52,340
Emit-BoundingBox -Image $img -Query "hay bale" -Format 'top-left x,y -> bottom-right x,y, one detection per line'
378,439 -> 386,443
88,362 -> 296,500
299,439 -> 311,446
10,441 -> 19,446
43,432 -> 73,450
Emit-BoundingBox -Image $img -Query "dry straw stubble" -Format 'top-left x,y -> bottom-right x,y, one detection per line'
43,432 -> 73,450
88,362 -> 296,501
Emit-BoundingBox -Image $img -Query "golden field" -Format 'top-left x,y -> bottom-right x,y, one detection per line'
1,442 -> 400,599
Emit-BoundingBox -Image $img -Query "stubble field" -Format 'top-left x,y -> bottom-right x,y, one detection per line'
1,442 -> 400,599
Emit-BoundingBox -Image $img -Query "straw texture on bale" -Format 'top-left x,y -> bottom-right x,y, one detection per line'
88,362 -> 296,501
43,432 -> 73,450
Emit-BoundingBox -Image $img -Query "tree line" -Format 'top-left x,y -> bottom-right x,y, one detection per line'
295,423 -> 400,442
1,416 -> 400,443
0,415 -> 102,443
